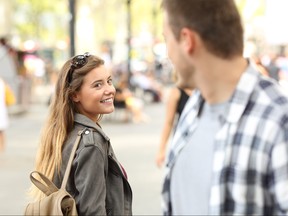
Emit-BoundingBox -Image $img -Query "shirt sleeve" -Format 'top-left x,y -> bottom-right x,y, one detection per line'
270,129 -> 288,215
73,145 -> 107,216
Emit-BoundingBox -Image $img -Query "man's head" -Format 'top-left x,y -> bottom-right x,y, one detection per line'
161,0 -> 244,59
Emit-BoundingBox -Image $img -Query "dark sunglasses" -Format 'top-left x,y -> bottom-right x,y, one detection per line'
67,52 -> 91,84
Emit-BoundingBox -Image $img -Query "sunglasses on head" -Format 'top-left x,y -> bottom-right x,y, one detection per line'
67,52 -> 91,84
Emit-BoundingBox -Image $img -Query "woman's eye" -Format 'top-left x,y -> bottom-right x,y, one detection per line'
95,83 -> 102,88
108,79 -> 113,84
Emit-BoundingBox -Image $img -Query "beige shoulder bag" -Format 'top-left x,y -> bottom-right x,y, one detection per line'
24,130 -> 85,216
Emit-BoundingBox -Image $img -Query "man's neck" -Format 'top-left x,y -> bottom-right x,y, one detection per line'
195,56 -> 248,105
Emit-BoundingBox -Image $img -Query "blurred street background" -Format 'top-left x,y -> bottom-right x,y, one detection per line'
0,0 -> 288,215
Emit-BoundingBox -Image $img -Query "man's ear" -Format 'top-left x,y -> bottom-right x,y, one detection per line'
180,28 -> 195,54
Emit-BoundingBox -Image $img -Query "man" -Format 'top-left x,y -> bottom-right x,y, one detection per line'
161,0 -> 288,215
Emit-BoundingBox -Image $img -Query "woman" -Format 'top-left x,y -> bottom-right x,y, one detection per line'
30,53 -> 132,215
156,71 -> 193,168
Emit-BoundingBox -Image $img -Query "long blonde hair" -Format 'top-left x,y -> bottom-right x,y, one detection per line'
30,54 -> 104,199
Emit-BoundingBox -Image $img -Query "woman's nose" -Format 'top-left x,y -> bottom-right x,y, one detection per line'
104,84 -> 115,95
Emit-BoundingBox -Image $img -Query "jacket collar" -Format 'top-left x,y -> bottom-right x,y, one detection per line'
74,113 -> 110,141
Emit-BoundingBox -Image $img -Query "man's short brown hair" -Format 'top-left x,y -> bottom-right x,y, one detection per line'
161,0 -> 244,59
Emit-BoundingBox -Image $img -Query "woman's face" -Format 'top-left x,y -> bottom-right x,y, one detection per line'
72,65 -> 115,122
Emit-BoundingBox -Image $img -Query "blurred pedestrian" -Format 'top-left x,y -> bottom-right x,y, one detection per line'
252,55 -> 269,77
29,53 -> 132,215
161,0 -> 288,215
131,71 -> 163,103
265,54 -> 281,82
114,79 -> 149,123
0,77 -> 9,152
0,37 -> 19,70
156,72 -> 193,168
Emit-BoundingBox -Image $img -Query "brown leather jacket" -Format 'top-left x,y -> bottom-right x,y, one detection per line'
53,113 -> 133,215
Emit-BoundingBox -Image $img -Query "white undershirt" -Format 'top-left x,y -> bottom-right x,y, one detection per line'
171,101 -> 227,215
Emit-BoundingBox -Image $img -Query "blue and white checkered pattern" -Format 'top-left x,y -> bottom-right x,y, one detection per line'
162,61 -> 288,215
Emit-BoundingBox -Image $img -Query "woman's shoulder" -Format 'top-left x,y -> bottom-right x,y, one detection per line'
169,86 -> 181,97
82,127 -> 109,154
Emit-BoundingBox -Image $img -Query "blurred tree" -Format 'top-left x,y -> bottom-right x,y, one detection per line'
235,0 -> 265,21
12,0 -> 68,46
8,0 -> 163,64
132,0 -> 162,39
76,0 -> 162,44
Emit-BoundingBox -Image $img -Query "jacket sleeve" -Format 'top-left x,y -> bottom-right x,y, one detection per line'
73,145 -> 107,216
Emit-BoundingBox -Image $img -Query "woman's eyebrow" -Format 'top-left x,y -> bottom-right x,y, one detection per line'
91,76 -> 112,85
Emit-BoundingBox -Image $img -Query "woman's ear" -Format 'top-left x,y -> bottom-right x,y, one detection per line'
71,92 -> 80,102
180,28 -> 195,54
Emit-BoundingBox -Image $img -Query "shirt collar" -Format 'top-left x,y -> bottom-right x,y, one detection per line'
189,59 -> 260,124
225,59 -> 260,123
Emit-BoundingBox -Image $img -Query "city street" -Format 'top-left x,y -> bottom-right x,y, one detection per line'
0,89 -> 167,215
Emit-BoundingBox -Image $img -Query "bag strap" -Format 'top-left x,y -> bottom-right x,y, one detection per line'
61,129 -> 85,189
30,171 -> 59,196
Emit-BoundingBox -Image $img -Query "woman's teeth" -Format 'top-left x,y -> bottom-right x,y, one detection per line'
101,98 -> 113,103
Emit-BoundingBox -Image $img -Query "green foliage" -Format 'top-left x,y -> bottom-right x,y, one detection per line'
79,0 -> 162,42
131,0 -> 162,36
10,0 -> 163,50
235,0 -> 265,19
12,0 -> 68,44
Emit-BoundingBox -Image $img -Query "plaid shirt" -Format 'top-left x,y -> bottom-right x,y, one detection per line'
162,61 -> 288,215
